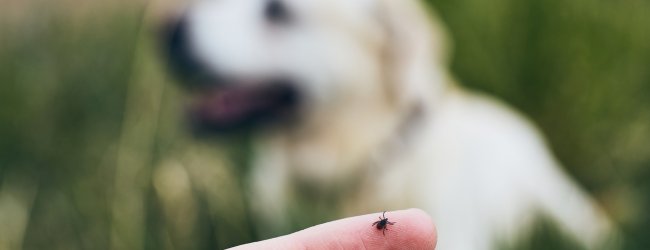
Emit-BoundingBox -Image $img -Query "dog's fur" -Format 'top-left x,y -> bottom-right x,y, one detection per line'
166,0 -> 616,249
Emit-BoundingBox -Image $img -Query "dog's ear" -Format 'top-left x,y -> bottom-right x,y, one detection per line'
376,0 -> 451,108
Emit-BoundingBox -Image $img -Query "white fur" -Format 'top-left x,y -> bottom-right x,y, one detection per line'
181,0 -> 616,249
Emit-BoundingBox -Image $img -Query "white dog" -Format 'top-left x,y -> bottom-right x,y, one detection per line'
164,0 -> 616,249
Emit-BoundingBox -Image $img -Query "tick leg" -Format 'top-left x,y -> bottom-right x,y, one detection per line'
372,221 -> 379,226
387,222 -> 395,225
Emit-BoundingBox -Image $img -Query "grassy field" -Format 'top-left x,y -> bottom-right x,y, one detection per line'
0,0 -> 649,249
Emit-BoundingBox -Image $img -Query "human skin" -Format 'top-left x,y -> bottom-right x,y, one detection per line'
229,209 -> 437,250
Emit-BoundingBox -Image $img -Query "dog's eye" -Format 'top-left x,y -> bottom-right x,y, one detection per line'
265,0 -> 291,24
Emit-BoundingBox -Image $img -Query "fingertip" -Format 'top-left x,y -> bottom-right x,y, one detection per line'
357,209 -> 436,250
229,209 -> 437,250
404,208 -> 437,249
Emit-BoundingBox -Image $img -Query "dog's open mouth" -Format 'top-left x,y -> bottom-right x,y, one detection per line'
161,18 -> 301,133
187,80 -> 300,133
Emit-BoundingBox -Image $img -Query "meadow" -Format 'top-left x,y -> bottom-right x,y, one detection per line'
0,0 -> 649,249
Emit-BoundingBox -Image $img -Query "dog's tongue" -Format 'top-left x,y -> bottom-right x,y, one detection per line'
188,83 -> 298,131
190,86 -> 266,125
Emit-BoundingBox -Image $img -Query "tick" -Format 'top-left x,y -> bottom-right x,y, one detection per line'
372,211 -> 396,235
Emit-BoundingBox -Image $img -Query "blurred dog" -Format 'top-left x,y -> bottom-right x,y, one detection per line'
163,0 -> 616,249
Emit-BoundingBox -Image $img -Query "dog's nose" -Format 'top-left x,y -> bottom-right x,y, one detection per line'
163,17 -> 210,85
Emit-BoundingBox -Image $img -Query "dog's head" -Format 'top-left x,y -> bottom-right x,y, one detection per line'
163,0 -> 449,134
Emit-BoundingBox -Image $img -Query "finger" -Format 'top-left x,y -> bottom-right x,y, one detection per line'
228,208 -> 436,250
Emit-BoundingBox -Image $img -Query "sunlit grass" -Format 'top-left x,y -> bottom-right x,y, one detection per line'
0,0 -> 649,249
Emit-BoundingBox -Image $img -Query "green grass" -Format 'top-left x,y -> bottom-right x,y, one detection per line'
1,0 -> 649,249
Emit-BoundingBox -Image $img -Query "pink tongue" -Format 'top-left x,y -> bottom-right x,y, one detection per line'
192,87 -> 265,123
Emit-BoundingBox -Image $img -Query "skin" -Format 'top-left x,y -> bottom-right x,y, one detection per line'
228,209 -> 437,250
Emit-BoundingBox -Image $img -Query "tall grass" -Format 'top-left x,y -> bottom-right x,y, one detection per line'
0,0 -> 649,249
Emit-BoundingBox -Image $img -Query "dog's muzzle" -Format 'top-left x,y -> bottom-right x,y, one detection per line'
162,18 -> 302,134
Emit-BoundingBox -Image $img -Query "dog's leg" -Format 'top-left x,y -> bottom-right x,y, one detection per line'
528,157 -> 618,249
249,136 -> 292,238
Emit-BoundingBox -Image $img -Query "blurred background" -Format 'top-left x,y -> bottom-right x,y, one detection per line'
0,0 -> 649,249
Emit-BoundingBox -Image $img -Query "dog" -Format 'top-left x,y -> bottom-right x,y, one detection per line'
162,0 -> 616,249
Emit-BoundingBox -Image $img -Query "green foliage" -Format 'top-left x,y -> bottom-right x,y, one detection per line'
0,5 -> 141,250
0,0 -> 649,249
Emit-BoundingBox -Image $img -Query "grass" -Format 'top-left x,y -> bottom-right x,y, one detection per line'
0,0 -> 649,249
